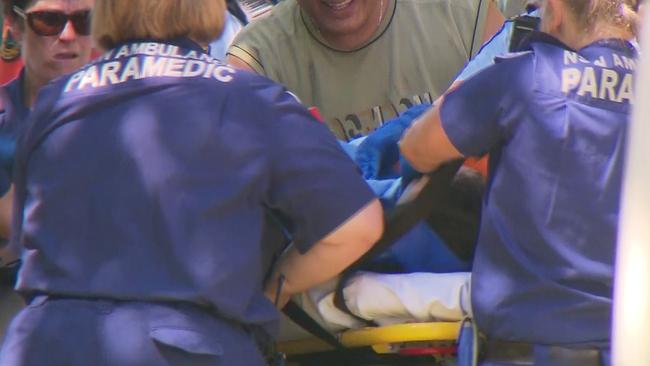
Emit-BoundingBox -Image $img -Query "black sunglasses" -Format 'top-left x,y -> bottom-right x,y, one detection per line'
13,6 -> 91,37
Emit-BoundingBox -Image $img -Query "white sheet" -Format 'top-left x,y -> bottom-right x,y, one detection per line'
278,272 -> 471,340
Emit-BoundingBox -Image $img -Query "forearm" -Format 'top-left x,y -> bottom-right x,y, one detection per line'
267,240 -> 369,302
482,1 -> 506,45
0,186 -> 13,244
265,199 -> 383,306
399,105 -> 463,173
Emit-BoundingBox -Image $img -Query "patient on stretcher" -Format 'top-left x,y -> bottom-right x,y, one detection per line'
279,107 -> 485,338
340,104 -> 485,275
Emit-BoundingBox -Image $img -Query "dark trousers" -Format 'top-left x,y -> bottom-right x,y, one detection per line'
0,296 -> 266,366
481,339 -> 610,366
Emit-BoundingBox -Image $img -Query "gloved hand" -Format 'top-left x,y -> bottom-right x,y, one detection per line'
356,103 -> 432,180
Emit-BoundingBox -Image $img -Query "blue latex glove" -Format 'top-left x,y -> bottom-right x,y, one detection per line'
356,103 -> 432,180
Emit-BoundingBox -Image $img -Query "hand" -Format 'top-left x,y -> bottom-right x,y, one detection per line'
356,103 -> 431,180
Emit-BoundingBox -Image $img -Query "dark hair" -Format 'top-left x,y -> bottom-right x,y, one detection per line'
3,0 -> 33,17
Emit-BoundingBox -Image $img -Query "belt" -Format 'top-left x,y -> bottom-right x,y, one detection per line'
483,339 -> 605,366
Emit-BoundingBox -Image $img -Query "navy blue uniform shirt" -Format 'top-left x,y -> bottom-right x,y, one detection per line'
11,38 -> 375,336
0,71 -> 29,195
441,34 -> 636,346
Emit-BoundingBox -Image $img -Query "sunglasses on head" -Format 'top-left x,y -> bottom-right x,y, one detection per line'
13,5 -> 91,37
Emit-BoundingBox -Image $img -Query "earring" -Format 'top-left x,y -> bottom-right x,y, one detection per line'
0,23 -> 21,61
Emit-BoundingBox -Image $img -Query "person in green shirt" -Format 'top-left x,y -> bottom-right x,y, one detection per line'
227,0 -> 505,140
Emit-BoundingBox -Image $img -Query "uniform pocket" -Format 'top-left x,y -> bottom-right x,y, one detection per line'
150,327 -> 223,357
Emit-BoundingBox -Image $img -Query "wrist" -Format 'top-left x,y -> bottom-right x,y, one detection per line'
264,272 -> 293,309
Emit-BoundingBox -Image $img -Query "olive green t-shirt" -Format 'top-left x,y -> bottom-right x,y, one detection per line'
228,0 -> 489,140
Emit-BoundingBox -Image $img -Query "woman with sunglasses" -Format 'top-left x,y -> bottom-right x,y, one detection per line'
0,0 -> 94,342
1,0 -> 93,108
0,0 -> 94,226
0,0 -> 382,365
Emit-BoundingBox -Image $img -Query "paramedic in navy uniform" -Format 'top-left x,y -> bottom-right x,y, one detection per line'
0,0 -> 383,365
400,0 -> 638,365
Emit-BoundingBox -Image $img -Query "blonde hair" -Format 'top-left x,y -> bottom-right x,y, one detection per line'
565,0 -> 640,36
92,0 -> 226,50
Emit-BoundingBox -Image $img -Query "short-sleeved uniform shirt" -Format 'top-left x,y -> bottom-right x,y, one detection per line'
0,70 -> 28,281
12,38 -> 376,335
228,0 -> 490,140
440,33 -> 636,345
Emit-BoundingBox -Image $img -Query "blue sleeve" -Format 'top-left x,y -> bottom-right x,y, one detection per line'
456,20 -> 514,82
441,55 -> 533,156
0,92 -> 7,195
243,76 -> 377,253
0,109 -> 14,196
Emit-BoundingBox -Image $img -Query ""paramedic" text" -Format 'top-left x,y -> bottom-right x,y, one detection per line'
65,42 -> 235,92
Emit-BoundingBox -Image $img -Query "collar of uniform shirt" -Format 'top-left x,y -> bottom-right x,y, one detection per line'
111,37 -> 208,55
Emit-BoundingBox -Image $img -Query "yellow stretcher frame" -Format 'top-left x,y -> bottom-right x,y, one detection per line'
277,321 -> 461,356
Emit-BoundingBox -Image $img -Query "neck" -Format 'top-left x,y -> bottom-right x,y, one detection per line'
320,0 -> 388,51
556,22 -> 634,50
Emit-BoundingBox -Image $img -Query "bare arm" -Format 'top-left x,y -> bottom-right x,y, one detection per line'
226,54 -> 258,73
399,101 -> 464,173
265,199 -> 383,307
404,6 -> 514,172
0,186 -> 13,242
482,1 -> 506,45
0,186 -> 18,266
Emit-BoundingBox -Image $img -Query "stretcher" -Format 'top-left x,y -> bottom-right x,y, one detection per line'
275,160 -> 475,365
277,272 -> 470,365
